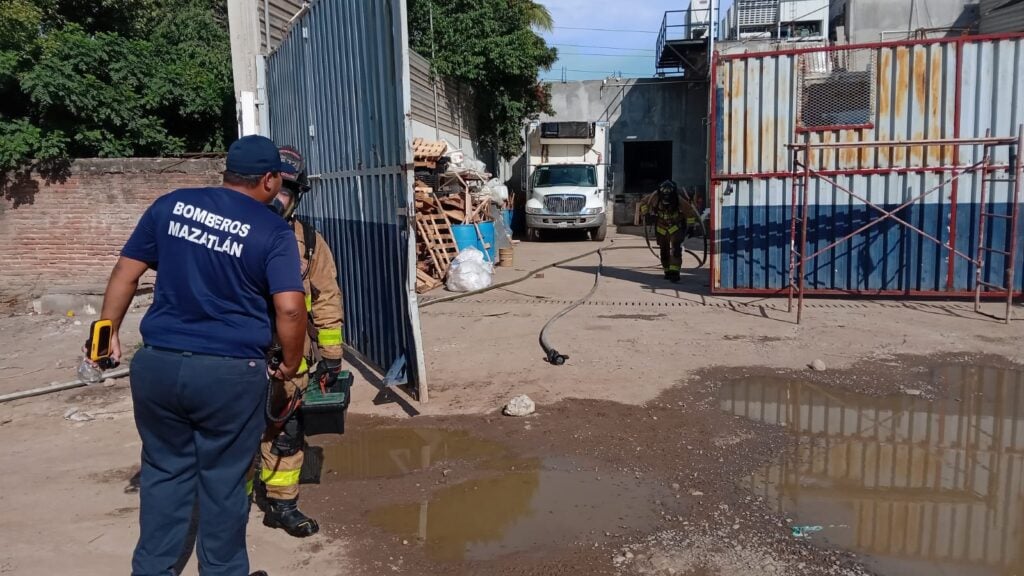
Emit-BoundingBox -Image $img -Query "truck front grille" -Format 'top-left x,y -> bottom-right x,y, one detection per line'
544,195 -> 586,214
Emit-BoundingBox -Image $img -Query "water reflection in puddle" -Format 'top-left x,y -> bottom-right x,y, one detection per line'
720,365 -> 1024,576
320,428 -> 507,479
368,459 -> 662,562
319,428 -> 664,562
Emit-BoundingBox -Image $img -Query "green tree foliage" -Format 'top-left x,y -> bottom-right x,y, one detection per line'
408,0 -> 557,159
0,0 -> 233,173
521,1 -> 553,31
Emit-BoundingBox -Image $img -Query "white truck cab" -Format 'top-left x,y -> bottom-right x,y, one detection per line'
524,121 -> 609,242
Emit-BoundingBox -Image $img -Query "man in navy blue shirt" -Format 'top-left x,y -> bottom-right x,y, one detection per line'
96,135 -> 307,576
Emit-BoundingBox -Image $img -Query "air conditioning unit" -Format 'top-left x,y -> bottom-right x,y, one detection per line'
687,0 -> 712,38
539,122 -> 595,144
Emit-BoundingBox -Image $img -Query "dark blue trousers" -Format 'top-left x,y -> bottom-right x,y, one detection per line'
129,347 -> 267,576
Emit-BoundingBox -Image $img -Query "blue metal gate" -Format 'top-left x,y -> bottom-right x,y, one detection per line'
266,0 -> 425,396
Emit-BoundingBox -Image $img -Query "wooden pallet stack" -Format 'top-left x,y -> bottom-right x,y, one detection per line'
412,138 -> 495,293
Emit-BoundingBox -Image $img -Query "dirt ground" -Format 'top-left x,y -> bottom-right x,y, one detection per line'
2,229 -> 1023,575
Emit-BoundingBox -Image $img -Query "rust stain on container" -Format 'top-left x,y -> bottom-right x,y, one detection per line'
877,50 -> 892,116
893,47 -> 910,165
910,46 -> 929,166
894,47 -> 910,113
858,129 -> 870,167
743,61 -> 758,174
911,132 -> 925,165
730,69 -> 744,172
821,131 -> 834,169
839,130 -> 858,168
876,50 -> 892,168
927,49 -> 944,165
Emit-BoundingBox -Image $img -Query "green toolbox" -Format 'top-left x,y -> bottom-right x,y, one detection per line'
300,370 -> 353,436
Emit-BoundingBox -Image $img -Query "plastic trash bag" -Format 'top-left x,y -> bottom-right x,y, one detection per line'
485,178 -> 509,203
446,247 -> 493,292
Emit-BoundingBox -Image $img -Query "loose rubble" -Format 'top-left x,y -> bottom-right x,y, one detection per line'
503,394 -> 536,417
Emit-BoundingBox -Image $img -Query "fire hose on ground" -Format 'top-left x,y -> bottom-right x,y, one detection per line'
422,228 -> 708,366
538,247 -> 605,365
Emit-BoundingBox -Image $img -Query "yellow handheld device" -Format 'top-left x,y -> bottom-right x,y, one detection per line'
87,320 -> 117,369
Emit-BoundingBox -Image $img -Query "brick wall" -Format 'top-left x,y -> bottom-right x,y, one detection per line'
0,158 -> 224,304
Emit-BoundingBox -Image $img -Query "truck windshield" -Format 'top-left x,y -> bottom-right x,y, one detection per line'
533,165 -> 597,188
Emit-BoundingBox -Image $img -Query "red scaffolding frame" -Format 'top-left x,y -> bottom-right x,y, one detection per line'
786,127 -> 1024,324
708,33 -> 1024,300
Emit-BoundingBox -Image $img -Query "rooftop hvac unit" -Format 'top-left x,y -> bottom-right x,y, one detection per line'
736,0 -> 779,26
687,0 -> 712,35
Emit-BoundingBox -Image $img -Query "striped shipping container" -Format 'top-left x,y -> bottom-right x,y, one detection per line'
711,34 -> 1024,295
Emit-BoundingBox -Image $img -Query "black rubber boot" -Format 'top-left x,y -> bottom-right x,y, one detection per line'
668,270 -> 681,283
263,497 -> 319,538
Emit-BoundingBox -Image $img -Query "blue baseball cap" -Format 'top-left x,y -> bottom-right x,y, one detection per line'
225,135 -> 297,176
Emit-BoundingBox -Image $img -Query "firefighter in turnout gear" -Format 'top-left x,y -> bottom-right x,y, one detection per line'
255,146 -> 345,538
640,180 -> 699,283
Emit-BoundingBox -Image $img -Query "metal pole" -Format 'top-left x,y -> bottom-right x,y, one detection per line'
785,136 -> 1016,149
788,149 -> 799,313
1005,125 -> 1023,323
708,0 -> 718,58
798,143 -> 811,324
975,132 -> 992,314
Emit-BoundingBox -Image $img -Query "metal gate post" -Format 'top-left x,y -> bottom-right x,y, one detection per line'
974,134 -> 992,315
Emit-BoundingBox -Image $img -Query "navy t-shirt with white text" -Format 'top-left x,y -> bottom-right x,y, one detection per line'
121,187 -> 305,358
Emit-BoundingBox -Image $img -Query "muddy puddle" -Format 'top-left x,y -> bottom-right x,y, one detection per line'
319,428 -> 508,479
720,364 -> 1024,576
315,427 -> 670,563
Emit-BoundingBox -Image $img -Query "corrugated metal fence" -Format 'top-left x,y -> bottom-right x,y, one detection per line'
266,0 -> 426,394
409,51 -> 476,141
259,0 -> 303,52
980,0 -> 1024,35
711,34 -> 1024,295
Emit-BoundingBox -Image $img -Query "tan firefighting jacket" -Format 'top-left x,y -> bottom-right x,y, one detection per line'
292,218 -> 344,371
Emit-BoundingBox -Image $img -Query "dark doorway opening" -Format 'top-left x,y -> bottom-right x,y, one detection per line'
623,141 -> 673,197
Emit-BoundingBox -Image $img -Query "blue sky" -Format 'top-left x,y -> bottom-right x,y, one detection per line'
538,0 -> 733,82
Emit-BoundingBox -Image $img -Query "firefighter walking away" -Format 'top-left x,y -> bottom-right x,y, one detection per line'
640,180 -> 699,283
253,146 -> 345,538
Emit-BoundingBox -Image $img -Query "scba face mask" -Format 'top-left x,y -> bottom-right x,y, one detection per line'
268,197 -> 289,217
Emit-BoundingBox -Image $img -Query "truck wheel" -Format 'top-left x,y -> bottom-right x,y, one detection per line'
589,221 -> 607,241
526,227 -> 542,242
